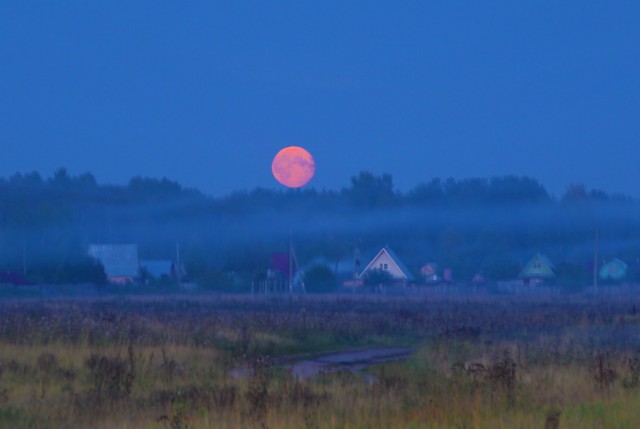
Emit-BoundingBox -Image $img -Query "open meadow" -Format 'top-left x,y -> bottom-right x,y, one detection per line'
1,292 -> 640,428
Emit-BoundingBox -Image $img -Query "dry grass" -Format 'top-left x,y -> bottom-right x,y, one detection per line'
1,295 -> 640,428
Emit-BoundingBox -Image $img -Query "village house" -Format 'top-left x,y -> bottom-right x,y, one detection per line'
139,259 -> 176,281
358,246 -> 415,285
420,262 -> 439,284
88,244 -> 140,284
519,252 -> 555,286
599,258 -> 628,282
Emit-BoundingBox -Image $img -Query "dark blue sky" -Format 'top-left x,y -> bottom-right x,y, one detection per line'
1,2 -> 639,197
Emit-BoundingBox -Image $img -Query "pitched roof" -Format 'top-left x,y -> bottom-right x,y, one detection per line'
599,258 -> 628,280
519,252 -> 555,279
139,260 -> 174,278
88,244 -> 139,278
359,246 -> 414,281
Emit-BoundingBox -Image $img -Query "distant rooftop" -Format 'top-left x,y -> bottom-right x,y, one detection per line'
88,244 -> 139,278
139,259 -> 174,279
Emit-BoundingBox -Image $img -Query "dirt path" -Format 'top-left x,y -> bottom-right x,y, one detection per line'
285,347 -> 414,379
230,347 -> 413,380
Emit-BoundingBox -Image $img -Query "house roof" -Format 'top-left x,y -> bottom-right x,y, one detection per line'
420,262 -> 438,275
359,246 -> 415,281
599,258 -> 628,280
139,260 -> 174,278
519,252 -> 555,279
603,257 -> 628,268
88,244 -> 139,278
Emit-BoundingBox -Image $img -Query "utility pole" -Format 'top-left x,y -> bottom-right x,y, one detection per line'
176,242 -> 181,287
353,239 -> 360,281
353,239 -> 360,293
593,229 -> 599,295
22,237 -> 27,276
289,236 -> 293,294
285,234 -> 301,294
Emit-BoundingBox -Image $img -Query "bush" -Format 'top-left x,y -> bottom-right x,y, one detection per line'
363,268 -> 394,286
302,265 -> 337,293
196,269 -> 248,293
85,347 -> 135,400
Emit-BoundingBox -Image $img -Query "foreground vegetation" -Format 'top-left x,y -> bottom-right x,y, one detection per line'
1,294 -> 640,428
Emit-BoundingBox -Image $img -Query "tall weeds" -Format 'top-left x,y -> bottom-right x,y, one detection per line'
0,295 -> 640,428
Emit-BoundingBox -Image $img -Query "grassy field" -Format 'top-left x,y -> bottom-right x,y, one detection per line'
1,293 -> 640,428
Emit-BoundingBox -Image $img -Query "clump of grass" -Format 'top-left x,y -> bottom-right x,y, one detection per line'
544,407 -> 561,429
488,350 -> 517,405
594,352 -> 617,390
623,346 -> 640,389
244,356 -> 272,427
85,344 -> 136,401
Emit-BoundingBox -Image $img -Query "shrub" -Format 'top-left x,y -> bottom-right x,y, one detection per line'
302,265 -> 337,293
85,346 -> 136,400
363,268 -> 394,286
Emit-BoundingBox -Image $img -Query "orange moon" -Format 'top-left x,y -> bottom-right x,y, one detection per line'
271,146 -> 316,188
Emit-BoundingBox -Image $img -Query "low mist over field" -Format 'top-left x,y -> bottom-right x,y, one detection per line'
0,169 -> 638,289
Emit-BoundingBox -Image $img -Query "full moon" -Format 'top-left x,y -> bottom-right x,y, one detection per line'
271,146 -> 316,188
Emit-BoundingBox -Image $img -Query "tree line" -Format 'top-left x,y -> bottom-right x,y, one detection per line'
0,168 -> 638,289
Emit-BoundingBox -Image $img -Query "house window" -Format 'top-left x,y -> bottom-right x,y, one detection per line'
379,263 -> 384,269
384,264 -> 388,269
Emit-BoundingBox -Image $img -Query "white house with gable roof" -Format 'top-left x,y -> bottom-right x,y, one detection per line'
359,246 -> 414,284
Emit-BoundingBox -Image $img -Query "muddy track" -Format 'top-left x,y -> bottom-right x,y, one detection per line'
230,347 -> 414,380
286,347 -> 414,379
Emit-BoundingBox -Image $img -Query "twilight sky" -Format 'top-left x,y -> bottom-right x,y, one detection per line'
1,2 -> 639,198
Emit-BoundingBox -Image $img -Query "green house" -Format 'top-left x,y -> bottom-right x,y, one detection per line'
519,253 -> 555,285
599,258 -> 627,282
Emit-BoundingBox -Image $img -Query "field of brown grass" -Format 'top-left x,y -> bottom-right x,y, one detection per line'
1,294 -> 639,428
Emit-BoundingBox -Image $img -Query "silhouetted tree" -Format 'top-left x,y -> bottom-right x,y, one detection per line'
363,269 -> 394,286
562,184 -> 588,203
555,262 -> 590,289
345,171 -> 397,208
302,265 -> 337,293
